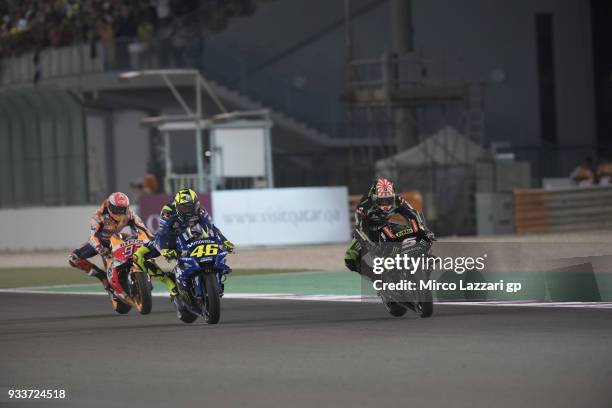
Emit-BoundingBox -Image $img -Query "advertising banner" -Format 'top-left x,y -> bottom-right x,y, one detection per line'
211,187 -> 351,246
138,193 -> 212,233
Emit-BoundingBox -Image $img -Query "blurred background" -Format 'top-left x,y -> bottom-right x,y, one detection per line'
0,0 -> 611,246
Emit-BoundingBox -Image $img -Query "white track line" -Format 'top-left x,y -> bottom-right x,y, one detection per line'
1,287 -> 611,309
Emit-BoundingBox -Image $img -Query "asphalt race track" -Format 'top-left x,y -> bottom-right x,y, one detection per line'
1,293 -> 611,408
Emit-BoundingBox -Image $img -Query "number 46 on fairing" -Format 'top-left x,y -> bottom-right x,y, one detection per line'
190,244 -> 219,257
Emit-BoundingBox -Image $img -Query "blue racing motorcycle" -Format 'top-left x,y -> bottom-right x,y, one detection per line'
170,226 -> 231,324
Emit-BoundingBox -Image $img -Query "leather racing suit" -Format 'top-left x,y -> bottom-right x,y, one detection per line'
133,200 -> 228,296
344,189 -> 432,276
68,200 -> 151,290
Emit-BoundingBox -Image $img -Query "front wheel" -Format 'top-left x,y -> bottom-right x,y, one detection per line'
131,272 -> 153,315
202,273 -> 221,324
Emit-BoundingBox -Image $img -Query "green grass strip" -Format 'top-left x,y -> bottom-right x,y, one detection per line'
0,267 -> 316,289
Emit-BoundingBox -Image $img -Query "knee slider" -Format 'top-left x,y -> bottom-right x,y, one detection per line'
68,253 -> 79,267
345,258 -> 359,272
69,253 -> 97,274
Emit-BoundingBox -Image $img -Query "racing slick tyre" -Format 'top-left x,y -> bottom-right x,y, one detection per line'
203,273 -> 221,324
112,297 -> 132,314
416,287 -> 434,318
414,268 -> 434,318
172,296 -> 198,323
384,302 -> 408,317
178,307 -> 198,324
417,301 -> 434,318
131,272 -> 152,315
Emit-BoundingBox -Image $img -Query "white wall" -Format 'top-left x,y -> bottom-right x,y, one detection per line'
0,206 -> 98,251
211,187 -> 351,246
0,186 -> 350,250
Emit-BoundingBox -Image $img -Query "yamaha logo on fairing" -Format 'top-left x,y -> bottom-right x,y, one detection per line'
187,239 -> 213,248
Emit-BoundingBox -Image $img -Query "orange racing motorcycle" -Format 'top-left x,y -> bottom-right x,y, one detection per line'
102,231 -> 153,315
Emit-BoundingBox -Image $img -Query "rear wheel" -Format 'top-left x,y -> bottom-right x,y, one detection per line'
111,297 -> 131,314
384,302 -> 407,317
131,272 -> 152,315
415,269 -> 434,318
417,301 -> 434,318
203,273 -> 221,324
171,295 -> 198,323
178,306 -> 198,323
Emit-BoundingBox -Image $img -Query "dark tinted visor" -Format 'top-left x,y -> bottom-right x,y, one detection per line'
376,196 -> 394,207
109,203 -> 128,215
176,202 -> 196,216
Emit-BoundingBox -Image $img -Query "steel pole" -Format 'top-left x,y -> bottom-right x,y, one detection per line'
195,74 -> 205,192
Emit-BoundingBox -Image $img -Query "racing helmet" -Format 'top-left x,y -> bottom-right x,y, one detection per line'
173,188 -> 200,221
372,178 -> 396,214
107,192 -> 130,222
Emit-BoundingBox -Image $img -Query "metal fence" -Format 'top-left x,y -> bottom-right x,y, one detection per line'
0,87 -> 88,208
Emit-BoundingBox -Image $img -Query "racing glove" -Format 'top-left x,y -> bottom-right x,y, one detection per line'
222,240 -> 235,253
160,249 -> 177,260
417,229 -> 436,242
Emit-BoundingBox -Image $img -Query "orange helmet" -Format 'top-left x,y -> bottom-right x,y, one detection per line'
107,192 -> 130,222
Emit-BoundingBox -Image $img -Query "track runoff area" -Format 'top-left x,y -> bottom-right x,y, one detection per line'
1,237 -> 612,407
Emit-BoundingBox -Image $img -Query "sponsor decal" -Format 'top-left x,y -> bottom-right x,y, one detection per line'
395,228 -> 414,238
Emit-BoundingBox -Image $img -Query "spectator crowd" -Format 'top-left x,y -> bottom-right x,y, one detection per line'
570,155 -> 612,186
0,0 -> 253,59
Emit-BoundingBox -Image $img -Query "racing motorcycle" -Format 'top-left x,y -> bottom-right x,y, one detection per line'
355,217 -> 434,318
169,226 -> 231,324
103,231 -> 153,315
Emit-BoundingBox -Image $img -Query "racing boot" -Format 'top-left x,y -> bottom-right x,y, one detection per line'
94,271 -> 120,303
344,239 -> 361,274
156,270 -> 178,297
171,278 -> 198,323
69,254 -> 112,291
174,275 -> 190,299
90,268 -> 120,302
136,256 -> 178,297
91,267 -> 112,292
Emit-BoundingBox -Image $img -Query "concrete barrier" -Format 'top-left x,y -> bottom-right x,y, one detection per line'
514,185 -> 612,233
0,206 -> 98,251
212,186 -> 351,246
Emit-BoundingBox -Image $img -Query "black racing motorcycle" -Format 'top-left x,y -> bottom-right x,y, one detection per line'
355,219 -> 435,318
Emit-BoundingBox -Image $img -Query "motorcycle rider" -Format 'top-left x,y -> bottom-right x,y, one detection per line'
344,178 -> 435,277
133,188 -> 234,299
68,192 -> 152,296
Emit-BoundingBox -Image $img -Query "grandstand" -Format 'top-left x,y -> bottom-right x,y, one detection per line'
1,0 -> 609,237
